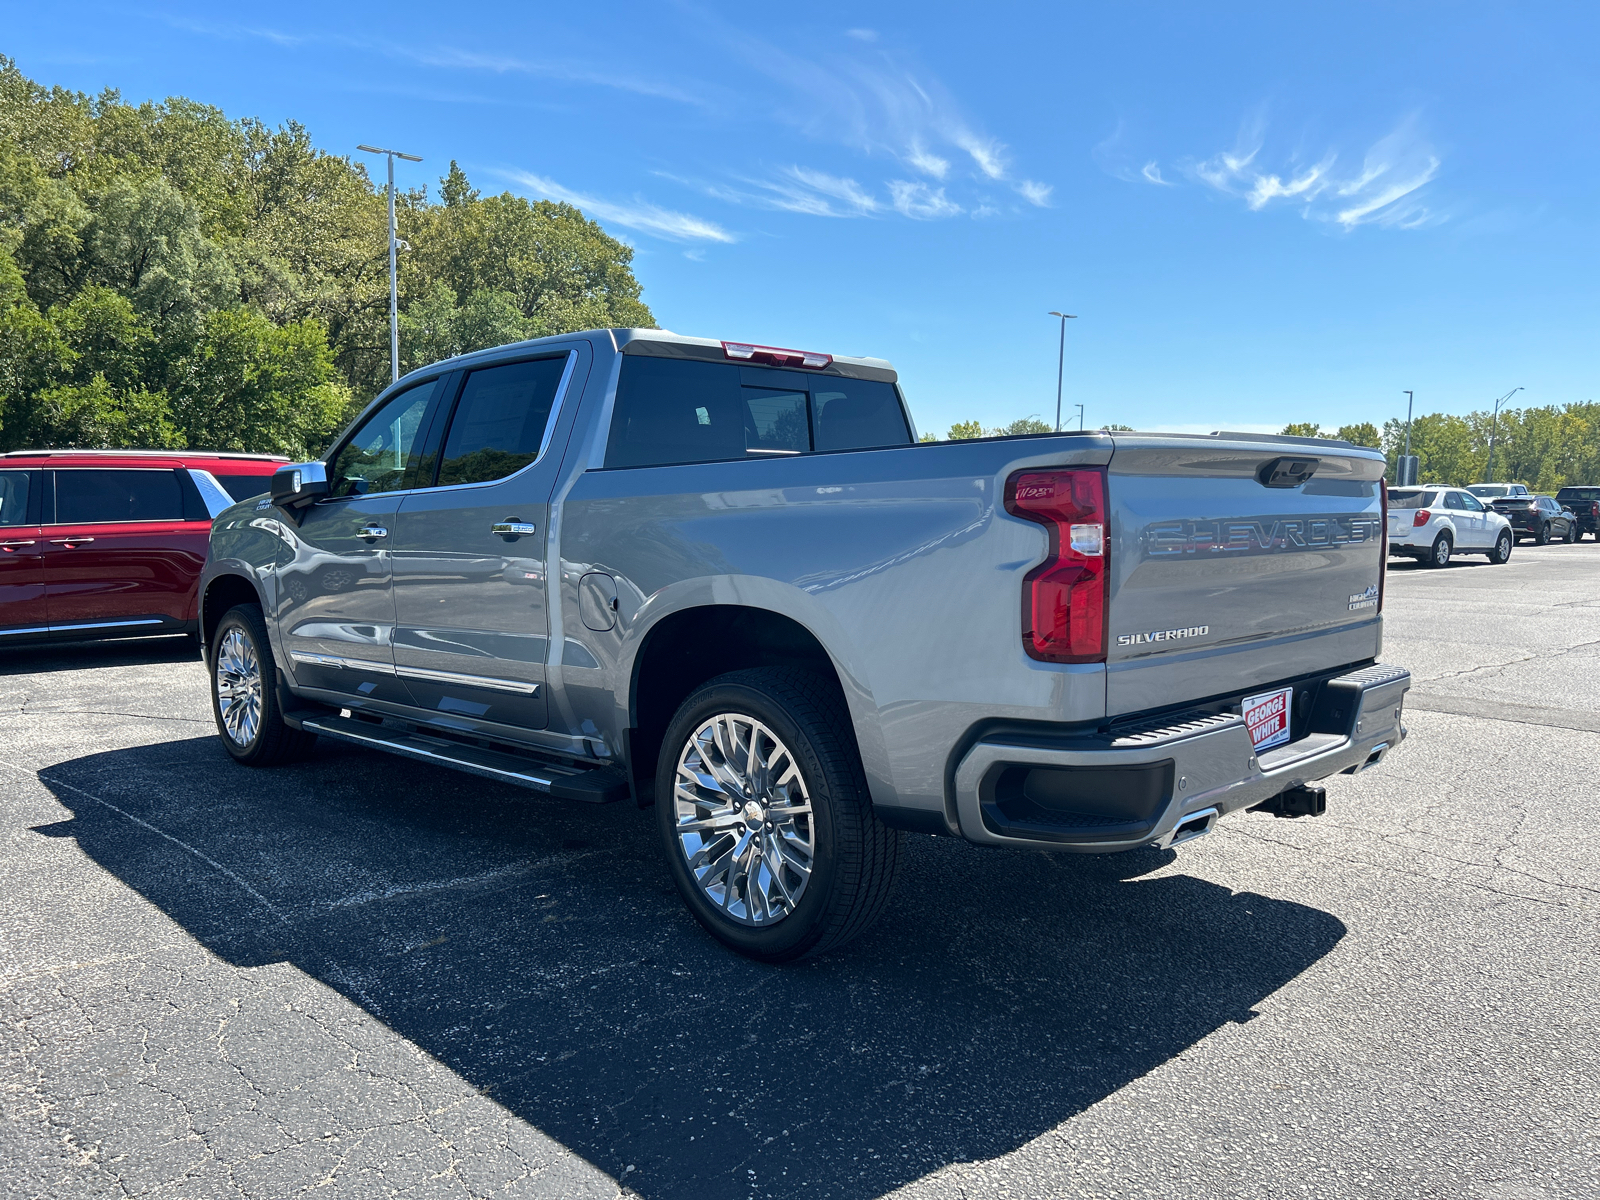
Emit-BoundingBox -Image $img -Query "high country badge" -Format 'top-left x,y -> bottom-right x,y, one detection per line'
1348,584 -> 1380,611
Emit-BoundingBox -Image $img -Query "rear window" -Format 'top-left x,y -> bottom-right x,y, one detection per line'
437,355 -> 570,486
214,473 -> 275,502
54,469 -> 183,523
605,357 -> 910,469
1387,489 -> 1438,509
1557,487 -> 1599,501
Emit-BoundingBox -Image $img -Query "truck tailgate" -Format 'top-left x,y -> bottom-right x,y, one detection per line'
1104,436 -> 1386,717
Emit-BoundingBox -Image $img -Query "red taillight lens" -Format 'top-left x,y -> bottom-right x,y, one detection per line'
721,341 -> 832,369
1005,468 -> 1108,663
1413,509 -> 1431,527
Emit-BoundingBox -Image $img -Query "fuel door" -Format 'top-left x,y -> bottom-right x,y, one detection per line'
578,571 -> 618,631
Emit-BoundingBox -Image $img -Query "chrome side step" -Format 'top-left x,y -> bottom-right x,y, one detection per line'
300,715 -> 628,803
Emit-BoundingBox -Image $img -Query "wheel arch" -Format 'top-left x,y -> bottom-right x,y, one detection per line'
200,572 -> 265,650
623,600 -> 884,810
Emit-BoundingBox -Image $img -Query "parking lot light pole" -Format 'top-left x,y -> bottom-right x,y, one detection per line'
1484,386 -> 1523,484
1048,312 -> 1077,432
357,144 -> 424,386
1075,403 -> 1085,432
1402,390 -> 1414,457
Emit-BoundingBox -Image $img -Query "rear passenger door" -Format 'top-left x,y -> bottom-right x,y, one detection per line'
43,468 -> 209,636
0,469 -> 46,640
390,348 -> 586,731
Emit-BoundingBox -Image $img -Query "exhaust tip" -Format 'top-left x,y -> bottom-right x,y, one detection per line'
1167,806 -> 1220,847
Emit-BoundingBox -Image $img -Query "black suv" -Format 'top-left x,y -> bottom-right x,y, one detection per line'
1491,494 -> 1579,544
1555,486 -> 1599,541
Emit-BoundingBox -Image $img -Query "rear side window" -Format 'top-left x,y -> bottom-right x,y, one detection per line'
54,470 -> 183,523
0,471 -> 34,526
436,355 -> 571,487
606,357 -> 910,468
1387,489 -> 1437,509
213,473 -> 274,502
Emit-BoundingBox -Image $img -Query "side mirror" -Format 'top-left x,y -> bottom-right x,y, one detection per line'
270,461 -> 330,513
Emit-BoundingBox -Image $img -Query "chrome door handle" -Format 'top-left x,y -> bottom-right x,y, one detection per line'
492,521 -> 537,539
0,539 -> 38,547
48,537 -> 93,545
357,526 -> 388,539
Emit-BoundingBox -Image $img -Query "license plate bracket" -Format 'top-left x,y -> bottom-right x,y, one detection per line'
1242,685 -> 1293,751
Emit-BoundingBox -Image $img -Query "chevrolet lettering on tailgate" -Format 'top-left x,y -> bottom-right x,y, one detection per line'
1144,515 -> 1381,556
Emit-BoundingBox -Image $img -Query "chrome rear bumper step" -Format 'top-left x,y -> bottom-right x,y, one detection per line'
300,715 -> 628,803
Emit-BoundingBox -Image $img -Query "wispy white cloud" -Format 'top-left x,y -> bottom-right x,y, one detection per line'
888,180 -> 962,219
845,28 -> 879,42
661,167 -> 882,219
1015,180 -> 1052,207
906,141 -> 950,179
500,170 -> 735,242
1141,112 -> 1445,231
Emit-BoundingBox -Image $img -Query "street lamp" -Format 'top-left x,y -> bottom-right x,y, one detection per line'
1074,403 -> 1085,432
1048,311 -> 1077,432
357,144 -> 424,386
1402,390 -> 1414,457
1483,386 -> 1523,484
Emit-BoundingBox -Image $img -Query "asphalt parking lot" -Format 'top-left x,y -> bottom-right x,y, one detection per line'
2,542 -> 1597,1200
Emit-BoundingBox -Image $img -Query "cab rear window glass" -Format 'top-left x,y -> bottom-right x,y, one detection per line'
606,357 -> 910,468
214,474 -> 274,501
1558,487 -> 1599,501
1387,489 -> 1437,509
54,469 -> 183,523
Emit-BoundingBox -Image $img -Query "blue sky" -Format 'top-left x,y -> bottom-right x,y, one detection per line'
9,2 -> 1599,437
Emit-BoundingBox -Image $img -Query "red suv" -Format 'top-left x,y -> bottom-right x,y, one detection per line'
0,450 -> 287,646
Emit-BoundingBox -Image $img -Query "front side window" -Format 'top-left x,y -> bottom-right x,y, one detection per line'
1457,492 -> 1485,512
0,471 -> 33,526
54,469 -> 183,523
606,357 -> 911,468
436,355 -> 570,487
328,380 -> 438,498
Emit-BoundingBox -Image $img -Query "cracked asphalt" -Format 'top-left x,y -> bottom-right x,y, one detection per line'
2,542 -> 1597,1200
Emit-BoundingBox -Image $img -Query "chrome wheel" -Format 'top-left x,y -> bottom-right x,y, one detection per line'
214,627 -> 263,748
672,712 -> 815,926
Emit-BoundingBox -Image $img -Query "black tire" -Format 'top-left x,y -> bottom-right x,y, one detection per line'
1566,523 -> 1579,544
1426,532 -> 1452,568
1489,530 -> 1513,565
1535,522 -> 1550,545
209,603 -> 317,766
655,668 -> 901,963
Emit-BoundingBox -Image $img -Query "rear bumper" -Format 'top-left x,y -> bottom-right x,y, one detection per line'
952,662 -> 1410,853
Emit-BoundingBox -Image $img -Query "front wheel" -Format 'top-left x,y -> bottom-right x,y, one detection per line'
1426,533 -> 1453,568
656,668 -> 901,962
1489,530 -> 1513,564
210,603 -> 317,766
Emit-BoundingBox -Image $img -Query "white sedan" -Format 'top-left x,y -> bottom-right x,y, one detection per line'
1388,486 -> 1514,567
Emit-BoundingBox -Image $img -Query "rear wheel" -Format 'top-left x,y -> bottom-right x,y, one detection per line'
210,604 -> 317,766
1535,522 -> 1550,545
1490,530 -> 1513,564
655,668 -> 901,962
1426,533 -> 1452,568
1566,522 -> 1579,544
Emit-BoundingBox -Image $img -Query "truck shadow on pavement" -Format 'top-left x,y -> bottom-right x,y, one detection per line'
35,735 -> 1346,1200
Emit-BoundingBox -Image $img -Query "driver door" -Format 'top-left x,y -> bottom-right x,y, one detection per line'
1452,491 -> 1489,547
277,378 -> 444,704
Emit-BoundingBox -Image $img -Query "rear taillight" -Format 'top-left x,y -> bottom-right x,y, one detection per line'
721,341 -> 832,369
1413,509 -> 1431,527
1379,478 -> 1388,613
1005,468 -> 1108,663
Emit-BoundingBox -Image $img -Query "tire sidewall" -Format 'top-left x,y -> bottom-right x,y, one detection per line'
1431,534 -> 1452,567
655,679 -> 844,961
210,606 -> 273,764
1493,531 -> 1512,563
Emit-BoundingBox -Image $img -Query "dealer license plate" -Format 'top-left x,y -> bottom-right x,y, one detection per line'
1242,686 -> 1293,751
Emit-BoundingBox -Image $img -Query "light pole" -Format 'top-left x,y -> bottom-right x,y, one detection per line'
357,144 -> 423,386
1048,312 -> 1077,432
1483,386 -> 1523,484
1402,390 -> 1414,457
1074,403 -> 1085,432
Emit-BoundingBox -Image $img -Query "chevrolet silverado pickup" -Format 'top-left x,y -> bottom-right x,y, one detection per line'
199,328 -> 1411,961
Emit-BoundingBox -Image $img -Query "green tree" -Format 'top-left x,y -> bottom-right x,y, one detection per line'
1281,422 -> 1322,437
1334,422 -> 1380,448
999,415 -> 1053,435
947,419 -> 984,439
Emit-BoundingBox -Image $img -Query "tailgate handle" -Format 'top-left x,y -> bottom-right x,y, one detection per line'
1257,456 -> 1319,488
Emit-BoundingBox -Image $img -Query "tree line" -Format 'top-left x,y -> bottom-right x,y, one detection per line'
0,57 -> 653,456
1283,405 -> 1600,490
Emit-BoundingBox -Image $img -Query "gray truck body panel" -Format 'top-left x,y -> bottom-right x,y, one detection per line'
202,328 -> 1409,853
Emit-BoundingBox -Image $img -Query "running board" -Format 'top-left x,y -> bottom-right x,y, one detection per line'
300,715 -> 629,803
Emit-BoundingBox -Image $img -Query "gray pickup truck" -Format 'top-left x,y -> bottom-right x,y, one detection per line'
200,328 -> 1410,960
